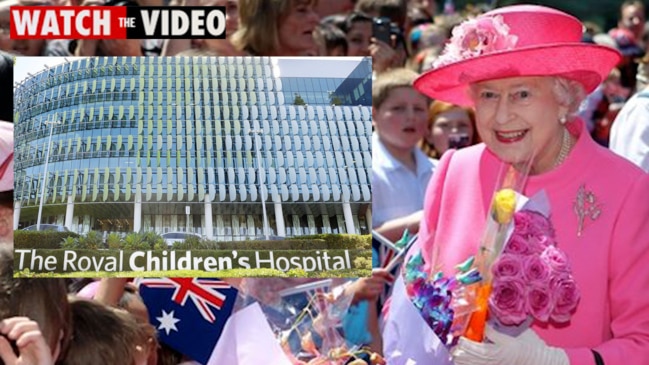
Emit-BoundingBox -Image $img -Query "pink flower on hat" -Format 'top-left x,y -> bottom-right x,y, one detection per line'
433,15 -> 518,68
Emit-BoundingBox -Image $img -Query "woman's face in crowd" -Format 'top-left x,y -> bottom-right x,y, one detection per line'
428,108 -> 474,155
277,1 -> 320,55
471,76 -> 567,171
346,20 -> 372,56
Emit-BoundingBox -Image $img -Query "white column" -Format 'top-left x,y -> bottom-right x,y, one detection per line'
343,201 -> 356,235
322,215 -> 331,234
365,207 -> 373,229
134,190 -> 142,232
204,196 -> 213,240
274,201 -> 286,237
13,201 -> 20,230
65,196 -> 74,231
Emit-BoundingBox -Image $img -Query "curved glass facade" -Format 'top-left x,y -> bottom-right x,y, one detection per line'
14,57 -> 372,240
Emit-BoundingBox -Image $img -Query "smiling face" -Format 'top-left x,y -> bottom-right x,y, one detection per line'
373,86 -> 429,157
428,108 -> 474,155
471,76 -> 568,173
277,0 -> 320,55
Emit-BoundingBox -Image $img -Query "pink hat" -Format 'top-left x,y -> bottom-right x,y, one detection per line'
414,5 -> 621,106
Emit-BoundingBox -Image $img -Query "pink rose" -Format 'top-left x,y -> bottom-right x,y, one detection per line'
550,274 -> 581,323
541,245 -> 570,274
523,254 -> 552,284
492,253 -> 523,279
504,232 -> 530,255
526,283 -> 554,322
527,235 -> 554,255
514,211 -> 554,239
489,277 -> 527,325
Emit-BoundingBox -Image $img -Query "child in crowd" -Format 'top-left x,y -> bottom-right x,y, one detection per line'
313,23 -> 348,56
60,298 -> 156,365
372,68 -> 434,242
0,247 -> 71,365
420,100 -> 478,159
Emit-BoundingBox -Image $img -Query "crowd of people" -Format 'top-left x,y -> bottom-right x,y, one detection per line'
2,0 -> 649,364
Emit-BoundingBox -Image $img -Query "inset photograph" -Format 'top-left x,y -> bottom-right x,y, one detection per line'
13,56 -> 372,278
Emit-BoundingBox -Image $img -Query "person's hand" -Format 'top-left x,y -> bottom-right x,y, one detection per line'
0,317 -> 54,365
346,268 -> 394,303
369,37 -> 397,74
452,324 -> 569,365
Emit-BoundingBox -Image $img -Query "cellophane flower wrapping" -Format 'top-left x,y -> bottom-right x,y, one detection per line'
239,278 -> 385,365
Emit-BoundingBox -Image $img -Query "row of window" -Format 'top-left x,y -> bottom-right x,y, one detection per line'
17,57 -> 276,95
17,75 -> 283,107
17,162 -> 371,188
18,104 -> 371,137
18,182 -> 372,205
18,152 -> 370,176
19,132 -> 371,162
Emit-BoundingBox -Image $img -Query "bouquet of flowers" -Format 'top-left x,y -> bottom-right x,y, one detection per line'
400,160 -> 581,352
238,278 -> 386,365
488,193 -> 580,334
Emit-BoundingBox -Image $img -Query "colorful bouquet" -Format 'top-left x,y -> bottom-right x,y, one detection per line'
402,160 -> 581,350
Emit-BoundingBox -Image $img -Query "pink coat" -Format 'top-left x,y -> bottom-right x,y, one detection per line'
413,120 -> 649,364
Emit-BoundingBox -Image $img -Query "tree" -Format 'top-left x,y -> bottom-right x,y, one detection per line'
293,93 -> 306,105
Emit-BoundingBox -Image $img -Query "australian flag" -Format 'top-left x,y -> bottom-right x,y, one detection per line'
138,278 -> 238,364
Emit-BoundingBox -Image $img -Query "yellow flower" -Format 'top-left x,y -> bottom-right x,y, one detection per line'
492,188 -> 516,224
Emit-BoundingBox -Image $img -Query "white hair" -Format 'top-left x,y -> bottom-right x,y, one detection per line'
551,77 -> 587,116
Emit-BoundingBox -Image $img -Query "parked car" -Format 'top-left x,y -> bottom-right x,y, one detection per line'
22,224 -> 70,232
161,232 -> 203,247
254,235 -> 286,240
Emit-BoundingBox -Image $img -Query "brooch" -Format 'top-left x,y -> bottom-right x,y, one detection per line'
573,184 -> 601,236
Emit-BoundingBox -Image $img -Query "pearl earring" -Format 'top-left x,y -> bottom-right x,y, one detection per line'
559,115 -> 567,124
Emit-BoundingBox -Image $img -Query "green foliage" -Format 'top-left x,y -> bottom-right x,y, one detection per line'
353,256 -> 372,270
16,268 -> 373,278
61,236 -> 78,249
142,231 -> 164,249
106,233 -> 122,249
298,234 -> 371,250
286,268 -> 308,277
153,241 -> 167,251
193,239 -> 327,250
172,235 -> 204,250
293,93 -> 306,105
76,231 -> 102,249
122,232 -> 147,250
14,231 -> 80,249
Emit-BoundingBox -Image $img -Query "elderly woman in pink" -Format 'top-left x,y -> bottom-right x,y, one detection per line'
393,5 -> 649,365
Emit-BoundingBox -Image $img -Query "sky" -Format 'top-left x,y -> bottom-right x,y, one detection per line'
274,57 -> 366,78
14,56 -> 366,85
14,56 -> 89,85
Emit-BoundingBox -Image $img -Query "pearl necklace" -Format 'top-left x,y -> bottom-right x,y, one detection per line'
553,128 -> 573,168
